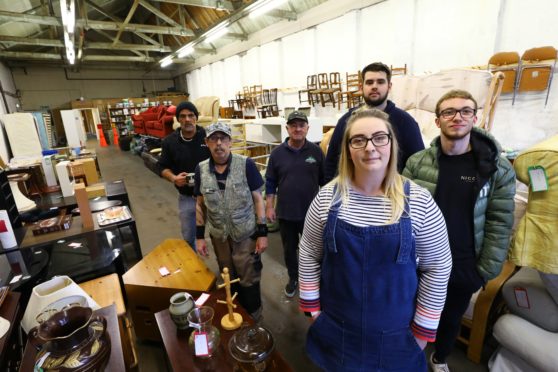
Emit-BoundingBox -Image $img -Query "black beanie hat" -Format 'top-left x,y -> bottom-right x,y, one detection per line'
175,101 -> 199,120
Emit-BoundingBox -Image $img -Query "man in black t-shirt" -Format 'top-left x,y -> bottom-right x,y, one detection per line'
158,102 -> 210,250
403,90 -> 515,372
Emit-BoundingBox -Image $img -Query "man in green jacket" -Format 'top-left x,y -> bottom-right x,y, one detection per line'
403,89 -> 515,372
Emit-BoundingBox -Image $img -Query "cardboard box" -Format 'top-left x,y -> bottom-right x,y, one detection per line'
81,158 -> 99,185
86,183 -> 106,198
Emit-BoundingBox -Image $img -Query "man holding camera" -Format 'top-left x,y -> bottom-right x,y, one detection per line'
159,101 -> 210,250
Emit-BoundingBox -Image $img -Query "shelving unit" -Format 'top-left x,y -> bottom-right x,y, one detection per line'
107,106 -> 141,136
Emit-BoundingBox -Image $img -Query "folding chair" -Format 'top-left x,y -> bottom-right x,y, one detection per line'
487,51 -> 520,94
514,46 -> 557,106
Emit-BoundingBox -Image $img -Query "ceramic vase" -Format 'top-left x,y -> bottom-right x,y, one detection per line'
169,292 -> 195,329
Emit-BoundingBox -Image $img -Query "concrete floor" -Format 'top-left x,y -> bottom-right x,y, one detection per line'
94,140 -> 489,372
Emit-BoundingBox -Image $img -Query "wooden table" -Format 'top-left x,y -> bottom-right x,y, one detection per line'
124,239 -> 216,340
19,304 -> 125,372
155,290 -> 292,372
0,292 -> 22,371
79,274 -> 138,369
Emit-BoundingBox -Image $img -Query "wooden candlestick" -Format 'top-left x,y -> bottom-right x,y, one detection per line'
216,267 -> 243,330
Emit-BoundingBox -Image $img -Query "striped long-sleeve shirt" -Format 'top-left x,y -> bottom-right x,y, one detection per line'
299,182 -> 452,342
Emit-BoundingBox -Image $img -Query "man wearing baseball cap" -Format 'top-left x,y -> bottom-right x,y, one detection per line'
265,111 -> 324,297
159,101 -> 210,250
194,122 -> 267,321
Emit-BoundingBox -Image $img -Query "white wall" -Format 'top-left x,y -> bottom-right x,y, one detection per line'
185,0 -> 558,150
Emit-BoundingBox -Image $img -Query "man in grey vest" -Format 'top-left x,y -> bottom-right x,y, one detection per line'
194,122 -> 267,321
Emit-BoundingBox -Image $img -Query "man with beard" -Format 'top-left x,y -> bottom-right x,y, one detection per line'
403,90 -> 515,372
324,62 -> 424,181
195,122 -> 267,321
159,101 -> 210,250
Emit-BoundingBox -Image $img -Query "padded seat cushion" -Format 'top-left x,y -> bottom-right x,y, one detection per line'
502,267 -> 558,332
493,314 -> 558,371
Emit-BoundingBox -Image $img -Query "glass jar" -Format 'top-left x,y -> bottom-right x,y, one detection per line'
229,324 -> 275,371
187,306 -> 220,358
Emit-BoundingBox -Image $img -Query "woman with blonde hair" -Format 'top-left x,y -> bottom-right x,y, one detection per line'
299,108 -> 452,371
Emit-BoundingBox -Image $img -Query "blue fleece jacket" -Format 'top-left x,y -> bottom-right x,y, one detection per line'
324,100 -> 424,182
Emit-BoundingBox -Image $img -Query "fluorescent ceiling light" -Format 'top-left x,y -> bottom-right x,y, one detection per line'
60,0 -> 76,33
160,58 -> 173,68
178,46 -> 195,58
249,0 -> 287,19
205,27 -> 228,44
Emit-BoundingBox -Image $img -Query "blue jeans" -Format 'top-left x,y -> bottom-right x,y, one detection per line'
178,194 -> 196,250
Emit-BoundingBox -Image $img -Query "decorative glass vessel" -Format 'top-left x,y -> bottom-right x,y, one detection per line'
187,306 -> 220,358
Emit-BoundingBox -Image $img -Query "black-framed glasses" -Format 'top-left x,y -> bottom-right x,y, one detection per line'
439,107 -> 476,120
349,133 -> 391,149
207,135 -> 231,143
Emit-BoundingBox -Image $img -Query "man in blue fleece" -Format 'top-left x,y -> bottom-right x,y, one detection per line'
265,111 -> 325,298
324,62 -> 424,182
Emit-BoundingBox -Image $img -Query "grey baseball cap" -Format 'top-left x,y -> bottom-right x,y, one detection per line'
206,122 -> 232,137
287,110 -> 308,124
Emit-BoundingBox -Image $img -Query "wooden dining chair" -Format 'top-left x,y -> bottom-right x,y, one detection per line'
390,64 -> 407,76
338,72 -> 362,110
298,75 -> 317,106
309,73 -> 329,107
319,72 -> 341,107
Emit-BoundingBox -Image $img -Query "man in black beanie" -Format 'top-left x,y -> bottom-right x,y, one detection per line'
158,101 -> 210,250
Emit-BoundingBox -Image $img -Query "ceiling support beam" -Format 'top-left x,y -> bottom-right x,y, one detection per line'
0,51 -> 61,60
0,10 -> 61,26
149,0 -> 235,12
85,42 -> 171,52
79,20 -> 195,37
113,0 -> 140,45
92,30 -> 146,58
83,55 -> 156,62
0,35 -> 63,47
139,0 -> 182,28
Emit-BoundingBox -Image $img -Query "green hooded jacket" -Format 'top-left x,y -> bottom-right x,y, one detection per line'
403,127 -> 516,281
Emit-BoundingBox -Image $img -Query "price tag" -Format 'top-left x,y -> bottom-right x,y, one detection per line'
9,275 -> 22,284
194,332 -> 210,356
35,351 -> 50,371
528,166 -> 548,192
514,287 -> 530,309
195,293 -> 210,307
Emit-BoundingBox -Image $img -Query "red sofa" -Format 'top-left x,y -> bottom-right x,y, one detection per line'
132,105 -> 176,138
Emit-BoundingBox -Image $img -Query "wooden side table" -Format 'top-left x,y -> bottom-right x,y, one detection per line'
123,239 -> 216,341
79,274 -> 138,371
0,291 -> 22,371
155,290 -> 292,372
19,304 -> 125,371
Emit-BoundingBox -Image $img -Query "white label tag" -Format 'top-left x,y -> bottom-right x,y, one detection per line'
9,275 -> 22,284
194,332 -> 209,356
158,266 -> 170,277
514,287 -> 530,309
195,293 -> 210,307
528,166 -> 548,192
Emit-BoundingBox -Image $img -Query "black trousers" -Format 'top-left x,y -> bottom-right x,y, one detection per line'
434,259 -> 485,362
279,219 -> 304,281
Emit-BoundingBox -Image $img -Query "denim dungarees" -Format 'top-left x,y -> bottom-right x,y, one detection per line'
306,181 -> 426,371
